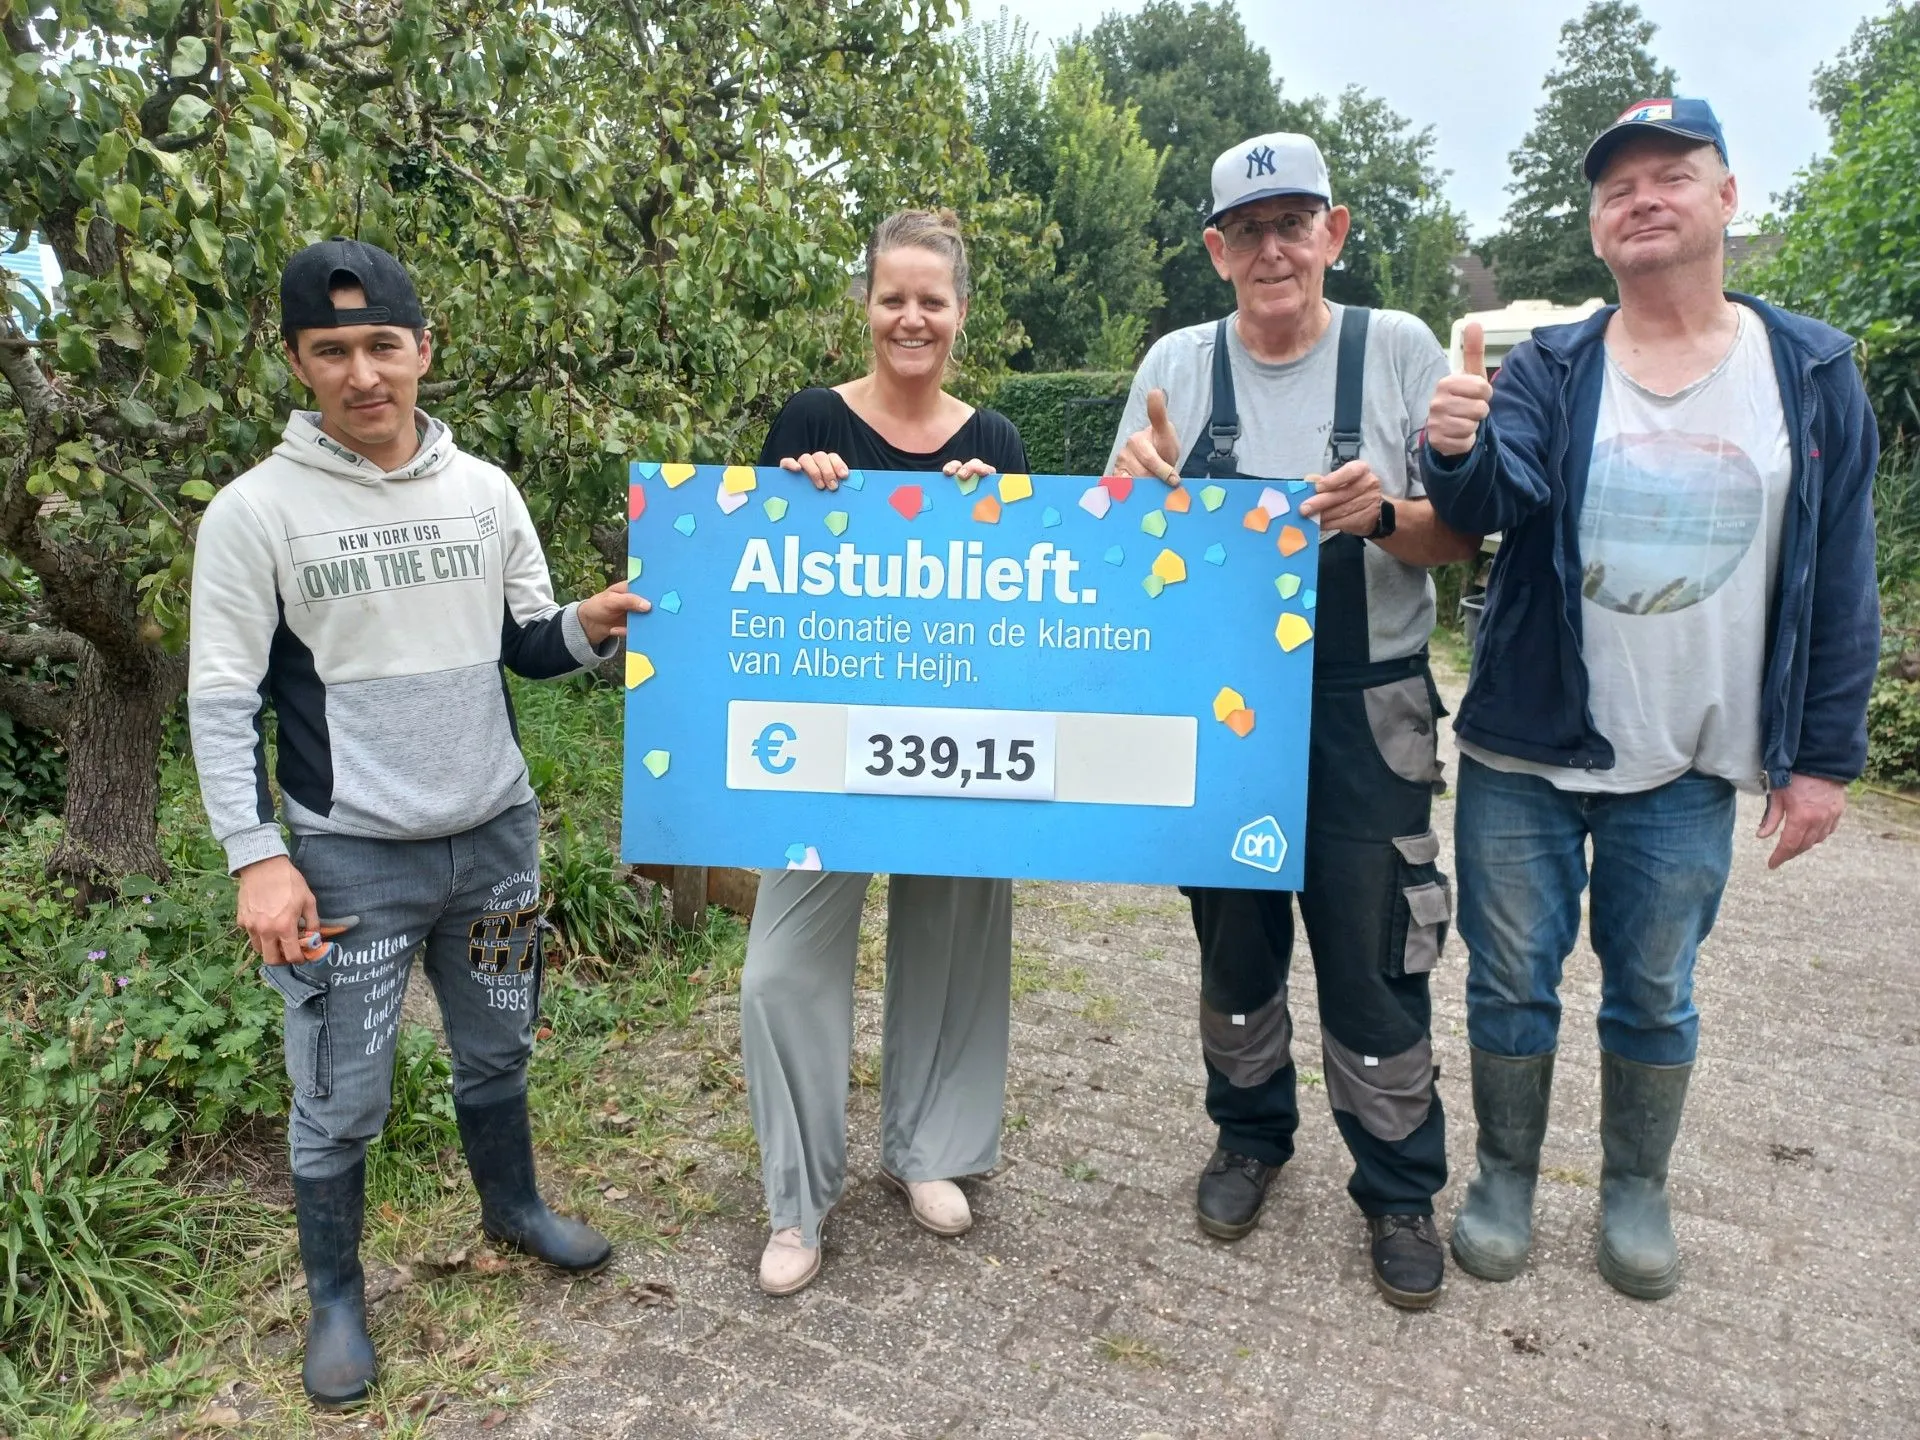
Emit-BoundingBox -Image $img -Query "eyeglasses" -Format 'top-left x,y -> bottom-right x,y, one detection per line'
1218,211 -> 1324,252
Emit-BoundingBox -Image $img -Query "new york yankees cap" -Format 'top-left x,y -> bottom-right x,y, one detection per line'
280,237 -> 427,339
1582,97 -> 1728,182
1207,132 -> 1332,227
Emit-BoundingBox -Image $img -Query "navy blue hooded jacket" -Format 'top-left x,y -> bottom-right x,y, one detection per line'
1419,294 -> 1880,788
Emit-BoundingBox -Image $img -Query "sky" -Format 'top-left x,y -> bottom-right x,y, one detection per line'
993,0 -> 1890,236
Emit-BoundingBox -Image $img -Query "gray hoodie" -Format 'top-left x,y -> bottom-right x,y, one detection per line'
188,411 -> 612,872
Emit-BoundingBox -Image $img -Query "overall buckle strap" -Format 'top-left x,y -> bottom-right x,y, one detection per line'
1329,306 -> 1371,467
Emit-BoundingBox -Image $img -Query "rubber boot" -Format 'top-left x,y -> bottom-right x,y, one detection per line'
1450,1048 -> 1555,1281
1597,1051 -> 1692,1300
292,1163 -> 376,1408
455,1093 -> 612,1273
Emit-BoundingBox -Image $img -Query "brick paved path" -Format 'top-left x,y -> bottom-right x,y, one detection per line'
438,722 -> 1920,1439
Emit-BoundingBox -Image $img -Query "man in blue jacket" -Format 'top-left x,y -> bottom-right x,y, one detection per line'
1421,99 -> 1879,1300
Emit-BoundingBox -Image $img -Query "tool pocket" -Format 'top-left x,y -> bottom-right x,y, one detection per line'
1388,829 -> 1452,977
262,959 -> 333,1099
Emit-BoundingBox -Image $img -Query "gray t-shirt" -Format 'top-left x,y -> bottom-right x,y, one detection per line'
1462,306 -> 1791,794
1108,304 -> 1450,662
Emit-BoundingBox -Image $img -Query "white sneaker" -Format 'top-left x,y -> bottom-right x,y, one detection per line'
758,1227 -> 820,1296
880,1171 -> 972,1237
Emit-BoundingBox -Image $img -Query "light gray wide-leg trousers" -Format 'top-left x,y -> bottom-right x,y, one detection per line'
740,870 -> 1012,1245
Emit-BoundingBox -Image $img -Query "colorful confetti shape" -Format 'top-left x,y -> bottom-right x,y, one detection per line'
1287,479 -> 1313,494
659,590 -> 681,614
1141,510 -> 1168,538
1142,574 -> 1165,598
1103,546 -> 1125,566
783,842 -> 809,865
628,483 -> 647,521
763,495 -> 789,522
625,652 -> 655,688
1204,543 -> 1227,566
889,485 -> 925,522
1242,508 -> 1271,533
1275,613 -> 1314,652
1276,573 -> 1302,599
956,473 -> 982,495
1277,525 -> 1308,557
673,514 -> 696,537
1151,548 -> 1187,585
722,465 -> 758,495
627,556 -> 643,582
641,748 -> 670,778
785,845 -> 822,871
1212,686 -> 1246,723
1042,506 -> 1062,528
662,463 -> 696,488
1303,588 -> 1317,611
1225,708 -> 1256,738
1079,485 -> 1113,520
824,510 -> 849,536
972,495 -> 1002,524
1100,474 -> 1135,503
1164,486 -> 1192,514
998,472 -> 1034,504
842,470 -> 866,491
1200,485 -> 1227,513
1258,486 -> 1291,519
715,479 -> 748,515
631,461 -> 660,480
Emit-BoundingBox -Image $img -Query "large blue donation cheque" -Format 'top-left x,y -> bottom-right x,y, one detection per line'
619,462 -> 1322,889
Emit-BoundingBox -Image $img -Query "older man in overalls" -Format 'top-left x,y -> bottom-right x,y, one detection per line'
1108,133 -> 1480,1307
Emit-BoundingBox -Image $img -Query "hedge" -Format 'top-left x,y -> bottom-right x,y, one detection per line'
986,371 -> 1133,475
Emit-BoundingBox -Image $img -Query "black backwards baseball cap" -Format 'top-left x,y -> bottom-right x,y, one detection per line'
1583,98 -> 1729,183
280,238 -> 427,340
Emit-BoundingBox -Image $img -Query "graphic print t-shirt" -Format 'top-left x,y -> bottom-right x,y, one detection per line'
1464,306 -> 1791,793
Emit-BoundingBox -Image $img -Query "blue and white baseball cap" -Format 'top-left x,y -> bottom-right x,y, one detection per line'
1582,97 -> 1728,182
1206,132 -> 1332,227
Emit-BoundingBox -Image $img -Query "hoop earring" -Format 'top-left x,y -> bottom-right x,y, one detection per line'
952,326 -> 971,362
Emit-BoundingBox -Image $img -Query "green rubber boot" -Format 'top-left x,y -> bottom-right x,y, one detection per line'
1597,1051 -> 1692,1300
1450,1048 -> 1555,1281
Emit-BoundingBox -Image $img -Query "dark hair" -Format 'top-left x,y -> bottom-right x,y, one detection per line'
864,208 -> 969,301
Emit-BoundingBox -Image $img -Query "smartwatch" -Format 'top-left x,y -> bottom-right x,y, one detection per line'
1368,499 -> 1397,540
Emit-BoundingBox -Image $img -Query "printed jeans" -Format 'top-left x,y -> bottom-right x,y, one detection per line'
266,801 -> 545,1179
1455,757 -> 1736,1066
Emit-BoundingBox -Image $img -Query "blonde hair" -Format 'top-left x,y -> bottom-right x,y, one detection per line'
864,208 -> 970,302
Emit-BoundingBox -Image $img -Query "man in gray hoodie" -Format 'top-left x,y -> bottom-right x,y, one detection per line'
189,239 -> 648,1408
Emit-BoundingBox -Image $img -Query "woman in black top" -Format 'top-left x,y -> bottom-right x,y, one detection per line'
742,209 -> 1028,1297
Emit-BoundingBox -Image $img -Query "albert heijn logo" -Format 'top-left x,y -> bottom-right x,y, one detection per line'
1245,144 -> 1277,180
1618,100 -> 1674,123
1231,815 -> 1289,874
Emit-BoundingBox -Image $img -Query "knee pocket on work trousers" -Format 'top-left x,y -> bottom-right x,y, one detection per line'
1201,990 -> 1293,1089
1323,1032 -> 1434,1144
1389,829 -> 1453,978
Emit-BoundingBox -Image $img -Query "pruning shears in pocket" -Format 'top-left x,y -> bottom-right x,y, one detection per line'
299,915 -> 359,963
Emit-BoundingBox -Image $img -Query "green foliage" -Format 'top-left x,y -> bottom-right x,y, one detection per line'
1481,2 -> 1678,306
960,26 -> 1163,370
1812,2 -> 1920,137
1084,0 -> 1314,334
1318,88 -> 1467,340
1866,672 -> 1920,787
1748,72 -> 1920,444
987,371 -> 1133,475
0,1049 -> 223,1406
365,1025 -> 459,1209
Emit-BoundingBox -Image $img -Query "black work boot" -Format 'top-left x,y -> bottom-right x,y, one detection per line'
456,1093 -> 612,1273
1195,1147 -> 1279,1240
292,1163 -> 377,1408
1597,1051 -> 1692,1300
1368,1214 -> 1444,1309
1450,1048 -> 1555,1281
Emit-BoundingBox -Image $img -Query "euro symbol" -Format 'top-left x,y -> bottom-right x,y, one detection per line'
753,722 -> 798,775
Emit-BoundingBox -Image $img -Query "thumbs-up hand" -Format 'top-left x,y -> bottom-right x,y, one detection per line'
1112,387 -> 1184,487
1427,321 -> 1493,457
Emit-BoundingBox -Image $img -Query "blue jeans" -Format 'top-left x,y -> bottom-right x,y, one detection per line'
1455,757 -> 1735,1066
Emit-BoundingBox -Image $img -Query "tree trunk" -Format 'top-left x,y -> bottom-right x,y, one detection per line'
46,642 -> 188,902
